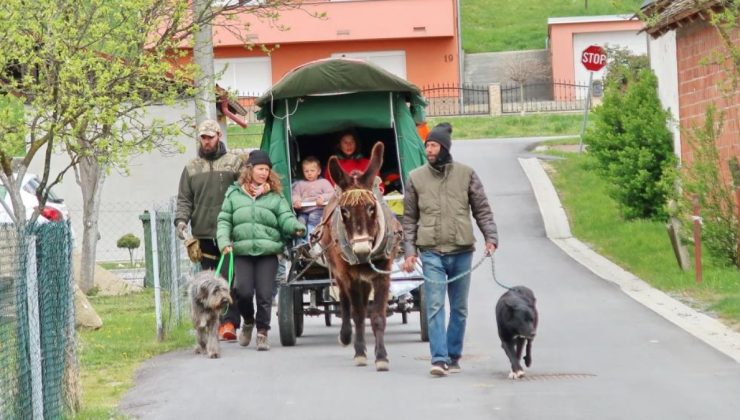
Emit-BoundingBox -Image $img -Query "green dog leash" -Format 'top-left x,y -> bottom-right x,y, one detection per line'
215,252 -> 235,314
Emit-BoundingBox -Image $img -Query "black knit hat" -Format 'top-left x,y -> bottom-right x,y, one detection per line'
247,150 -> 272,168
425,122 -> 453,151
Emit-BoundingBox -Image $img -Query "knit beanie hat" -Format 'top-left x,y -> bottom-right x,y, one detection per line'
425,122 -> 452,151
247,150 -> 272,168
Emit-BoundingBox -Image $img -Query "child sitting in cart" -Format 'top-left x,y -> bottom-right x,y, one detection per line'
292,156 -> 335,239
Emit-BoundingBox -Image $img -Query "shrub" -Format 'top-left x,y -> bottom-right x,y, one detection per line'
116,233 -> 141,266
584,60 -> 675,220
677,106 -> 738,267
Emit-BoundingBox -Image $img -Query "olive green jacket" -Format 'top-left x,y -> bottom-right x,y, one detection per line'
402,161 -> 498,255
174,145 -> 243,239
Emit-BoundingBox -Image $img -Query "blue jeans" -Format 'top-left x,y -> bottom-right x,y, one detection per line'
297,209 -> 323,242
420,250 -> 473,365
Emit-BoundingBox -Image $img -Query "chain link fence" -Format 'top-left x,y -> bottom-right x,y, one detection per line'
0,222 -> 76,419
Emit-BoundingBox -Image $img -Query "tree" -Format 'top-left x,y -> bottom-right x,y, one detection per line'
0,0 -> 309,292
117,233 -> 141,266
504,58 -> 550,115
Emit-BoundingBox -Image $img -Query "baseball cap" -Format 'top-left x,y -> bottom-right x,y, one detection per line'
198,120 -> 221,137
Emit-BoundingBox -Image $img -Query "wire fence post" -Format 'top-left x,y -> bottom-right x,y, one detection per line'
26,236 -> 44,420
149,208 -> 164,341
168,197 -> 181,325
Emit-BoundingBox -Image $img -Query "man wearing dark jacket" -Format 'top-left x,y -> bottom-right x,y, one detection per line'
175,119 -> 243,341
401,122 -> 498,377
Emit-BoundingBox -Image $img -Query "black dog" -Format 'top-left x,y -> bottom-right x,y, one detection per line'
495,286 -> 538,379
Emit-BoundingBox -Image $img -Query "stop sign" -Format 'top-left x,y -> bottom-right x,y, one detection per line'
581,45 -> 607,72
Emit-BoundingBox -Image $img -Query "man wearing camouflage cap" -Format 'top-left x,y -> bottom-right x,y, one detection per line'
175,119 -> 244,341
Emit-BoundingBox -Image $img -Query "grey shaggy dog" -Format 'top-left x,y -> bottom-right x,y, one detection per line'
189,270 -> 233,358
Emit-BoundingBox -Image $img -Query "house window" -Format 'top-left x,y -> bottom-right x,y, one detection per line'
331,51 -> 407,79
214,57 -> 272,97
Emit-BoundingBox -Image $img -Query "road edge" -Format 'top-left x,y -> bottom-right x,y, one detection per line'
519,157 -> 740,363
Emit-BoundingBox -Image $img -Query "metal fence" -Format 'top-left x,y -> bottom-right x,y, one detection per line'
0,222 -> 76,419
500,80 -> 592,114
420,83 -> 490,117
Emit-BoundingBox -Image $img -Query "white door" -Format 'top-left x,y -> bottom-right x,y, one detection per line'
572,30 -> 648,90
214,57 -> 272,97
331,51 -> 407,79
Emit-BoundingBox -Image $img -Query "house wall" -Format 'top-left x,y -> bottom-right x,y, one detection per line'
648,31 -> 681,158
676,21 -> 740,184
549,18 -> 646,85
213,37 -> 459,89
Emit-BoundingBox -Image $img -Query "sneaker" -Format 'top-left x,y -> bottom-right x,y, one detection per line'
218,322 -> 237,342
238,322 -> 254,347
256,331 -> 270,351
429,361 -> 448,377
449,359 -> 461,374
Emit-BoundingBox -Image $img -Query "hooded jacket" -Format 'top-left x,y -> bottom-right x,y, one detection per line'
174,143 -> 243,239
216,183 -> 306,256
402,160 -> 498,255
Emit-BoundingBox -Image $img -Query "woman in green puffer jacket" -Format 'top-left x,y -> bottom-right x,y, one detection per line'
217,150 -> 305,351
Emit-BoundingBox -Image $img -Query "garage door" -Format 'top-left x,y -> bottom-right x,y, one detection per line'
331,51 -> 407,79
214,57 -> 272,97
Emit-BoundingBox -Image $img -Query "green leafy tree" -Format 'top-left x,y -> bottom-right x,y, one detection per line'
117,233 -> 141,266
584,59 -> 675,220
0,0 -> 308,293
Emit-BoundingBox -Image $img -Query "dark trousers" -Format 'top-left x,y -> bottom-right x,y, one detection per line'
199,239 -> 243,327
233,254 -> 278,332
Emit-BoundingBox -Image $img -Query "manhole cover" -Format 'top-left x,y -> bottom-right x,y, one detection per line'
514,373 -> 596,382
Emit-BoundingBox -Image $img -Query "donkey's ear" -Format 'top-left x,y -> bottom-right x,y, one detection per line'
328,156 -> 351,190
358,142 -> 384,187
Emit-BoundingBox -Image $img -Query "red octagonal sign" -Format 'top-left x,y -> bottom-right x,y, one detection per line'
581,45 -> 607,72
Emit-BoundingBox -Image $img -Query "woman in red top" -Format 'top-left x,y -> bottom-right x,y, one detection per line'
325,129 -> 371,184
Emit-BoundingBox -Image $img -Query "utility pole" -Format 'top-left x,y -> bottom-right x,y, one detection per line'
192,0 -> 217,137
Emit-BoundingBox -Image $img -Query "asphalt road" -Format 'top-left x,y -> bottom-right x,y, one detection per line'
120,138 -> 740,420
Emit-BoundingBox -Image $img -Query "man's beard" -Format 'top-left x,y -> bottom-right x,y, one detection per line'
429,147 -> 451,169
199,142 -> 221,159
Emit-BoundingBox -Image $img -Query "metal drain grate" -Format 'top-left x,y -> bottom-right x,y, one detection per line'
514,373 -> 596,382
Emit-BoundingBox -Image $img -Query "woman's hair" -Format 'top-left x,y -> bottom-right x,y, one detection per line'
239,164 -> 283,194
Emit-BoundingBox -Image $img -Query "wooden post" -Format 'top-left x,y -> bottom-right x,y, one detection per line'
692,195 -> 702,284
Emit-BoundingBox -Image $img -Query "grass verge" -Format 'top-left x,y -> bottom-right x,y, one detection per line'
74,290 -> 191,419
225,114 -> 583,147
429,114 -> 582,139
548,151 -> 740,326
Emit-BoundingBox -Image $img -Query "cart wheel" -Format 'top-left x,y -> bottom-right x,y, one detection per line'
419,286 -> 429,342
401,309 -> 408,324
324,304 -> 332,327
278,284 -> 296,346
294,288 -> 304,338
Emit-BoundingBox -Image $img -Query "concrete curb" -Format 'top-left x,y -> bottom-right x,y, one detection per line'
519,157 -> 740,363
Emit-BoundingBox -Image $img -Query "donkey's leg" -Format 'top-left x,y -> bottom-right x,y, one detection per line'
350,282 -> 371,366
370,275 -> 390,371
338,285 -> 352,347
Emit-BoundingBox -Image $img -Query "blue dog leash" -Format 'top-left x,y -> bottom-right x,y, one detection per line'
369,254 -> 513,290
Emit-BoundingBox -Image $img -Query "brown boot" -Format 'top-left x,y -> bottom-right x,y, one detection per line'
256,330 -> 270,351
238,322 -> 254,347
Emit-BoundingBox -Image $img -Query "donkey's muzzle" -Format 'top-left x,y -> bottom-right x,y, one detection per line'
351,238 -> 373,260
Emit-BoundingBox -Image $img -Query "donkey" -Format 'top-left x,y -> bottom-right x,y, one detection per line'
318,141 -> 401,371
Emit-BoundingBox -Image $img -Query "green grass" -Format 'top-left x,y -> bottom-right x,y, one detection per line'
98,261 -> 143,270
462,0 -> 644,53
429,114 -> 583,139
227,124 -> 264,149
74,290 -> 192,419
549,152 -> 740,325
225,114 -> 582,147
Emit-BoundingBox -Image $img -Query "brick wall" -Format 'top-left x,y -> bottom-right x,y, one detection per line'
676,20 -> 740,184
